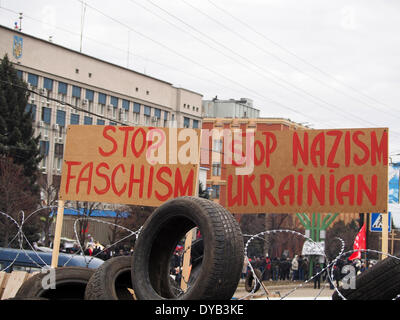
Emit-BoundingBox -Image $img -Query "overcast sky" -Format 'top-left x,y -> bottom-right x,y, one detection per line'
1,0 -> 400,158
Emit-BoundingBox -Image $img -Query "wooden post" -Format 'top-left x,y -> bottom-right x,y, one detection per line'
180,229 -> 194,291
381,212 -> 388,260
51,200 -> 65,268
180,129 -> 202,291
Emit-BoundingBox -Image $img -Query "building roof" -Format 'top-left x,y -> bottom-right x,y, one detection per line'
1,24 -> 202,96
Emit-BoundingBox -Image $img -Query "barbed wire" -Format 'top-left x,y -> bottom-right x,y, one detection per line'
1,207 -> 400,300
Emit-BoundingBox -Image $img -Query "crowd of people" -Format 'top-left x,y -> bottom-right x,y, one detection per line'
242,254 -> 373,289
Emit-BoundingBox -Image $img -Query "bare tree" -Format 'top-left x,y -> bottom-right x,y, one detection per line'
36,174 -> 60,247
0,157 -> 39,247
72,201 -> 101,249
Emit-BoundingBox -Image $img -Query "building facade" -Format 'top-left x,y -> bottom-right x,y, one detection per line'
1,25 -> 203,186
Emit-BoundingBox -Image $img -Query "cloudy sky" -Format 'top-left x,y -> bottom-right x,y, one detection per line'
1,0 -> 400,157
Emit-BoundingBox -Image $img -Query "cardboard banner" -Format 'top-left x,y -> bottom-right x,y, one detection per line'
59,125 -> 200,207
225,128 -> 388,214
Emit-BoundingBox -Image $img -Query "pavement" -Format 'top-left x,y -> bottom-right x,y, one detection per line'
233,279 -> 334,300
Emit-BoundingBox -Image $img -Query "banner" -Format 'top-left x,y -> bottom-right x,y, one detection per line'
59,125 -> 200,207
225,128 -> 388,214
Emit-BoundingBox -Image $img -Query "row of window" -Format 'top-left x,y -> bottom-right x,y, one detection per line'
22,71 -> 168,117
27,103 -> 199,129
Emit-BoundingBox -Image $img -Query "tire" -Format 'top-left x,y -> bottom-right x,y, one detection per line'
244,268 -> 262,293
332,257 -> 400,300
131,196 -> 244,300
15,267 -> 95,300
85,256 -> 135,300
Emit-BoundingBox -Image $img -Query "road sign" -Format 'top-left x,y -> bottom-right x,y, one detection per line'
370,212 -> 392,232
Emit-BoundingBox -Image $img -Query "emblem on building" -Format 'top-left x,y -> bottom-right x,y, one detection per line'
13,35 -> 23,59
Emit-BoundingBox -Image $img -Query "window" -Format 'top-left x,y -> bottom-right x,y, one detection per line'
97,119 -> 105,125
110,96 -> 118,108
132,112 -> 139,124
56,110 -> 66,127
183,117 -> 190,128
211,185 -> 220,199
154,108 -> 161,119
193,120 -> 199,129
164,111 -> 169,128
133,103 -> 140,113
84,116 -> 93,125
27,73 -> 38,87
54,143 -> 64,158
42,107 -> 51,124
58,82 -> 68,95
70,113 -> 80,125
212,163 -> 221,176
144,106 -> 151,116
25,104 -> 36,120
213,139 -> 223,153
98,93 -> 106,105
43,78 -> 53,91
39,140 -> 49,156
16,70 -> 23,79
72,86 -> 81,98
85,89 -> 94,102
122,99 -> 130,111
55,157 -> 62,171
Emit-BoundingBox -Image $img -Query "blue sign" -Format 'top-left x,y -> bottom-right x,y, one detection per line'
370,212 -> 392,232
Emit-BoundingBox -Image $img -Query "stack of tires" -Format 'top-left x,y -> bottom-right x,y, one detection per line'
13,197 -> 244,300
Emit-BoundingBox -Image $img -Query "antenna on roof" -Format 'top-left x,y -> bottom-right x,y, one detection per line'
80,2 -> 87,52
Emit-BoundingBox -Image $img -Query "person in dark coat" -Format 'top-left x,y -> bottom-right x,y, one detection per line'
313,262 -> 322,289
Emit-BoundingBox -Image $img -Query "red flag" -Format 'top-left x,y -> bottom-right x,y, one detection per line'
349,223 -> 366,261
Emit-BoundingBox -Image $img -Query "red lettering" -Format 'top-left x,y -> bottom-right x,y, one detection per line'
307,174 -> 325,205
99,126 -> 117,157
174,168 -> 194,197
262,132 -> 277,167
326,130 -> 342,168
293,132 -> 308,166
155,167 -> 173,201
94,162 -> 110,195
353,131 -> 369,166
357,174 -> 377,205
310,132 -> 325,167
76,162 -> 93,195
260,174 -> 278,206
243,175 -> 258,206
118,127 -> 135,157
345,131 -> 351,167
131,128 -> 146,158
297,171 -> 303,205
371,130 -> 388,166
329,171 -> 335,205
253,139 -> 264,166
128,164 -> 145,198
147,166 -> 154,198
336,174 -> 355,205
278,175 -> 295,205
111,164 -> 127,197
228,175 -> 242,206
65,161 -> 81,194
